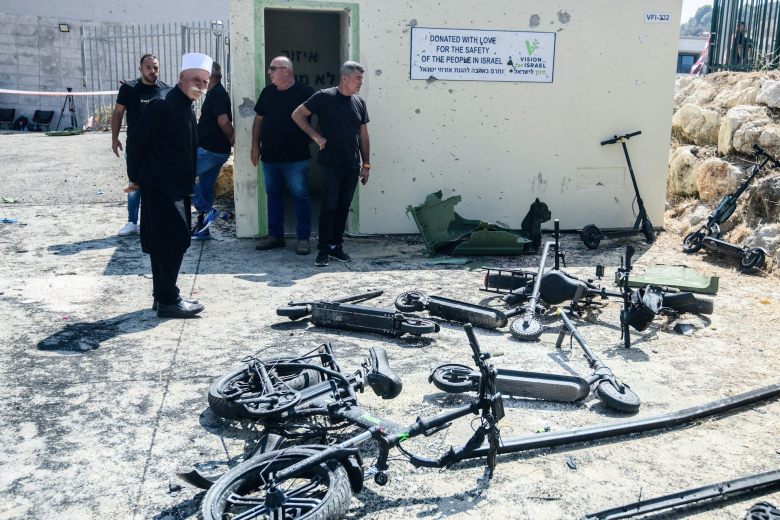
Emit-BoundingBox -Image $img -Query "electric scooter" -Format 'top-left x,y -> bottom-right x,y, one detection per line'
683,144 -> 779,273
581,131 -> 656,249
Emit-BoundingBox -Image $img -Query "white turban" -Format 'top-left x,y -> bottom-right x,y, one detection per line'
181,53 -> 213,73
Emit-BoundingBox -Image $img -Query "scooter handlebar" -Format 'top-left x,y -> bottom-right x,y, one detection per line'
753,144 -> 780,168
601,130 -> 641,146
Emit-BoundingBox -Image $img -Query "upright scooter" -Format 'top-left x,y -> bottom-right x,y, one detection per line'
581,131 -> 656,249
682,144 -> 779,273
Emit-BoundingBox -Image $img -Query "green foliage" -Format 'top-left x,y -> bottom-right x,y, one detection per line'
680,5 -> 713,36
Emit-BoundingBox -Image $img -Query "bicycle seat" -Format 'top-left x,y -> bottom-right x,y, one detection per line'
539,271 -> 586,305
366,347 -> 403,399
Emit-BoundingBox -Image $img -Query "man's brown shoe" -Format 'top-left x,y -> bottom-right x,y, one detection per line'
296,240 -> 311,255
255,236 -> 286,250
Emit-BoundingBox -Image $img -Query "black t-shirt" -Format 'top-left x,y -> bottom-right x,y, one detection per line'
254,81 -> 315,163
116,78 -> 169,133
303,87 -> 369,168
197,83 -> 232,154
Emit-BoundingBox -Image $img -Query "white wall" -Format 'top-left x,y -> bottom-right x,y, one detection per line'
230,0 -> 682,236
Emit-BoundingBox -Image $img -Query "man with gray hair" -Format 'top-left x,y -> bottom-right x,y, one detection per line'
292,61 -> 371,267
252,56 -> 315,254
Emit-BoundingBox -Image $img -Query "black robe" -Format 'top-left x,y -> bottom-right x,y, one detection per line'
126,85 -> 198,255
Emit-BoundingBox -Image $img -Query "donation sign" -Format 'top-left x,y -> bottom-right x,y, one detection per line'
410,27 -> 556,83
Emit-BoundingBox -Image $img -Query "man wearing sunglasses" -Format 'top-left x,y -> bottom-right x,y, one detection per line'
251,56 -> 315,255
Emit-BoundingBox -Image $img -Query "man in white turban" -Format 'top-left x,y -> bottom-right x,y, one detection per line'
127,53 -> 212,318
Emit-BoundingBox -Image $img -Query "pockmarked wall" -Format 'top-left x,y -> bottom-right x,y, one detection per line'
230,0 -> 682,237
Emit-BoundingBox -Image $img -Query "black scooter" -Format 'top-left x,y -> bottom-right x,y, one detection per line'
683,144 -> 778,273
581,131 -> 656,249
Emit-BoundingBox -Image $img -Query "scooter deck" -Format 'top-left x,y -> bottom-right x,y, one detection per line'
495,368 -> 590,402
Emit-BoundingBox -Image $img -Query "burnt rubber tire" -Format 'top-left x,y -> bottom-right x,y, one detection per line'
430,364 -> 478,393
682,230 -> 705,253
394,291 -> 426,312
510,314 -> 544,341
740,248 -> 766,273
641,218 -> 656,243
200,448 -> 352,520
399,318 -> 438,336
581,225 -> 602,250
745,502 -> 780,520
662,294 -> 715,315
595,380 -> 641,414
208,361 -> 321,420
277,305 -> 312,320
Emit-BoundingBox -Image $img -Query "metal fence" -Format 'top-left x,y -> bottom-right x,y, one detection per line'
80,21 -> 230,128
708,0 -> 780,72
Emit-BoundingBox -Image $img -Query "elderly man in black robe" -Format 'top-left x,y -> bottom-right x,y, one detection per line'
127,53 -> 212,318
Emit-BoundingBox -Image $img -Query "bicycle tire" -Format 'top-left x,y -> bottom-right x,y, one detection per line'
641,218 -> 656,243
581,224 -> 602,250
594,379 -> 641,414
682,230 -> 705,253
277,305 -> 312,320
208,361 -> 321,420
394,291 -> 425,312
662,293 -> 714,315
430,364 -> 478,393
740,248 -> 766,273
399,318 -> 439,336
200,448 -> 352,520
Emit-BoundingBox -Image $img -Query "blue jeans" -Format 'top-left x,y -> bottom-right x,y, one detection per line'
194,147 -> 230,214
125,152 -> 141,224
262,160 -> 312,240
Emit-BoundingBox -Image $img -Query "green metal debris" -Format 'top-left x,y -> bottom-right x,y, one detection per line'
616,265 -> 719,295
406,191 -> 549,256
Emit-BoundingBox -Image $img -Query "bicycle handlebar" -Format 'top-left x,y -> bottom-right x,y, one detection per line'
601,130 -> 641,146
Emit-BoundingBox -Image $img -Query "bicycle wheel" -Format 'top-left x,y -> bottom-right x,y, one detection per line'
662,293 -> 714,315
201,448 -> 352,520
740,248 -> 766,273
510,314 -> 543,341
209,361 -> 321,420
595,379 -> 641,414
682,230 -> 705,253
399,318 -> 439,336
430,364 -> 478,393
641,218 -> 656,243
277,305 -> 312,320
581,225 -> 602,250
394,291 -> 425,312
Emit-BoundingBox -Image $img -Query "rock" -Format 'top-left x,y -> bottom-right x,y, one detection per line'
757,125 -> 780,159
756,80 -> 780,108
215,155 -> 234,198
672,104 -> 720,145
695,158 -> 743,202
746,175 -> 780,223
674,78 -> 716,110
688,204 -> 712,228
733,120 -> 777,156
746,223 -> 780,252
668,146 -> 701,196
713,77 -> 761,108
718,105 -> 770,155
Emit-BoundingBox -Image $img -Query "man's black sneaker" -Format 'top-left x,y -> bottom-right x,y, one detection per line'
329,247 -> 351,262
315,250 -> 330,267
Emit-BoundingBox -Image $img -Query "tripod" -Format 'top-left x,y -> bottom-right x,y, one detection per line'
56,87 -> 77,130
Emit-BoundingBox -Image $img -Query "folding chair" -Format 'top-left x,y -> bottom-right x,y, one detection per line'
0,108 -> 14,129
32,110 -> 55,131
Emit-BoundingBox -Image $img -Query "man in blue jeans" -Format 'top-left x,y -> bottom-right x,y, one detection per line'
251,56 -> 315,255
192,61 -> 234,240
111,54 -> 169,236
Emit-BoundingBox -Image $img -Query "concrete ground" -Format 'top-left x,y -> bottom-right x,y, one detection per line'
1,132 -> 779,520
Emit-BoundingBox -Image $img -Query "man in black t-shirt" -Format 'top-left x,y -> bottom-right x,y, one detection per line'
111,54 -> 169,236
251,56 -> 315,255
292,61 -> 371,267
191,61 -> 234,241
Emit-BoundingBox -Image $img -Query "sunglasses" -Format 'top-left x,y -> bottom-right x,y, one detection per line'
268,66 -> 288,71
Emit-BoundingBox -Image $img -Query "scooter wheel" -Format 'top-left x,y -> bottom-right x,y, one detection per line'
430,363 -> 478,393
510,314 -> 543,341
641,218 -> 656,243
394,291 -> 425,312
581,225 -> 602,250
740,248 -> 766,273
399,318 -> 439,336
682,230 -> 705,253
276,305 -> 312,320
595,380 -> 641,414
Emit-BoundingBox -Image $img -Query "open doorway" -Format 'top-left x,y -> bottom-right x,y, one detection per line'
263,8 -> 349,238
